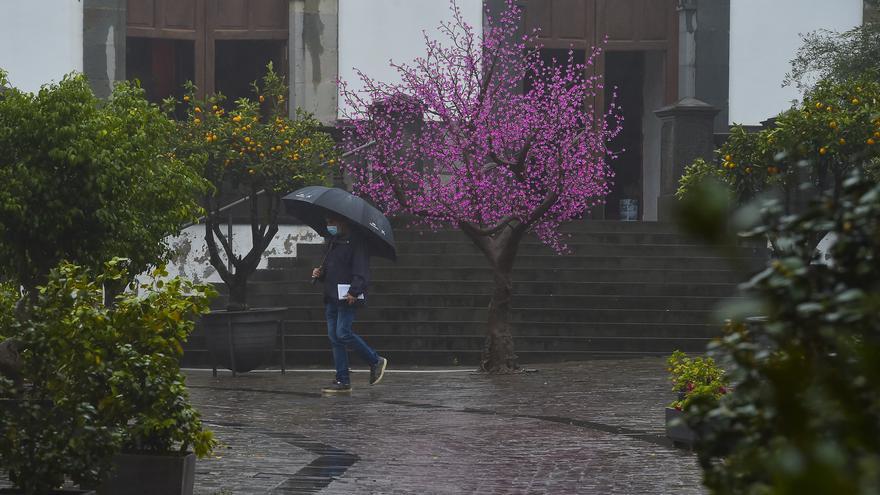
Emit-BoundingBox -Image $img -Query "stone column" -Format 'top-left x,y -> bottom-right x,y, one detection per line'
655,97 -> 720,220
289,0 -> 339,126
82,0 -> 126,99
677,0 -> 698,99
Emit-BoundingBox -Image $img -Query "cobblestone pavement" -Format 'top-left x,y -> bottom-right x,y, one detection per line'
186,358 -> 708,494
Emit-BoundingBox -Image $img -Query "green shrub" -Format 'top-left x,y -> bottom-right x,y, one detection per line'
675,158 -> 731,201
0,69 -> 204,294
721,78 -> 880,204
0,260 -> 216,493
666,350 -> 728,412
680,77 -> 880,208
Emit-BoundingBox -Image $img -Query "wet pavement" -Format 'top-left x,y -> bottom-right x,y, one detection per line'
187,358 -> 707,494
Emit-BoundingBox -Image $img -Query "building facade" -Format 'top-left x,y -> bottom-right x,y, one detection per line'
0,0 -> 867,225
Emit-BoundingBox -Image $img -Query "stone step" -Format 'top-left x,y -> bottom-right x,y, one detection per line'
214,294 -> 732,311
392,230 -> 715,245
187,320 -> 721,341
202,306 -> 715,324
292,241 -> 764,258
214,280 -> 739,297
181,341 -> 711,368
274,334 -> 713,352
251,266 -> 746,284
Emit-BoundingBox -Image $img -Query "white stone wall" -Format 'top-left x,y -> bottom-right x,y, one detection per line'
729,0 -> 863,125
147,224 -> 324,285
0,0 -> 83,92
337,0 -> 483,119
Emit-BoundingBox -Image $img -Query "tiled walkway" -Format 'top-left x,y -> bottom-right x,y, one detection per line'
186,358 -> 707,494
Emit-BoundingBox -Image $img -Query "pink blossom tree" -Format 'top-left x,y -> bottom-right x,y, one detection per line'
340,0 -> 621,372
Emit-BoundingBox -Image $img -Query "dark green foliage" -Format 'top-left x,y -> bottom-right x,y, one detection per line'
678,170 -> 880,494
786,22 -> 880,93
0,260 -> 216,494
681,77 -> 880,208
0,70 -> 204,293
666,350 -> 729,412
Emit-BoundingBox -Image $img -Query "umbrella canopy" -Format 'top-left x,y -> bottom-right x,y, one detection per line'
282,186 -> 397,261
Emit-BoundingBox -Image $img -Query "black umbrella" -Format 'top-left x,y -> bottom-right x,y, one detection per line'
282,186 -> 397,261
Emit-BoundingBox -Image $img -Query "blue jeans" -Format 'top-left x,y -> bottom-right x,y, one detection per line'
325,302 -> 379,384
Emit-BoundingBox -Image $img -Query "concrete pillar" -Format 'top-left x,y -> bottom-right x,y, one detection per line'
82,0 -> 126,99
654,97 -> 720,220
289,0 -> 339,126
677,0 -> 698,99
866,0 -> 880,24
678,0 -> 730,132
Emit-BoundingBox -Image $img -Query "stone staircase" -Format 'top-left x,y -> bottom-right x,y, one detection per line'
182,221 -> 767,367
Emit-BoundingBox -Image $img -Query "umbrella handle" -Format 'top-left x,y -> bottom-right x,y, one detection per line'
311,239 -> 333,285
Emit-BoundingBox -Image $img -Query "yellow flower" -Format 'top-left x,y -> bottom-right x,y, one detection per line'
233,115 -> 242,122
212,105 -> 219,111
328,159 -> 336,165
829,121 -> 838,129
284,140 -> 290,145
194,118 -> 201,125
194,107 -> 202,113
815,102 -> 823,110
852,98 -> 860,105
839,138 -> 846,145
819,147 -> 828,155
183,95 -> 190,102
868,138 -> 877,146
259,95 -> 265,103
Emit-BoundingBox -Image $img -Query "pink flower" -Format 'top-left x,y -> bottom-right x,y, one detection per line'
338,0 -> 619,254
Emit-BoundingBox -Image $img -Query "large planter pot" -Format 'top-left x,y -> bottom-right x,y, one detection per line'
665,407 -> 698,448
200,308 -> 286,374
97,452 -> 195,495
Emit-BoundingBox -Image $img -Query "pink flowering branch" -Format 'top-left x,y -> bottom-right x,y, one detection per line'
338,0 -> 622,371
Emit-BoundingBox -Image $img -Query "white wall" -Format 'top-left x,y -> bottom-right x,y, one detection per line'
337,0 -> 483,118
0,0 -> 83,92
139,225 -> 324,285
729,0 -> 862,125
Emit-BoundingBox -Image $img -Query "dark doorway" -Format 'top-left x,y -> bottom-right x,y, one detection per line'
126,38 -> 195,107
214,40 -> 287,105
604,51 -> 644,220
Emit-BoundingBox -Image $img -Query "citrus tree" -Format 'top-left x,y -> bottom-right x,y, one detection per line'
0,70 -> 204,297
679,77 -> 880,208
170,63 -> 337,310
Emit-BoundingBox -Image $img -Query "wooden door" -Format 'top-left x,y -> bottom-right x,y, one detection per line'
127,0 -> 288,99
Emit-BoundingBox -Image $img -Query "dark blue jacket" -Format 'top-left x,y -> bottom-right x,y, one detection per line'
318,231 -> 370,304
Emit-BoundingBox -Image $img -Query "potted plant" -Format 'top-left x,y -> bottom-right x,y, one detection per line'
170,63 -> 337,372
665,350 -> 729,448
0,260 -> 216,495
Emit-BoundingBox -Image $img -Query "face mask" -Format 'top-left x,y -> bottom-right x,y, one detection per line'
326,225 -> 338,236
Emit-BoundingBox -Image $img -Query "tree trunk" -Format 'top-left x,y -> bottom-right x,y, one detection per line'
460,222 -> 524,373
482,266 -> 518,372
226,275 -> 249,311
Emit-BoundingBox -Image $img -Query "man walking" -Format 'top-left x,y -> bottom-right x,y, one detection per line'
312,214 -> 388,393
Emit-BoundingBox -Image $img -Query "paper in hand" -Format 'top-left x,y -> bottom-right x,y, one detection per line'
337,284 -> 365,300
